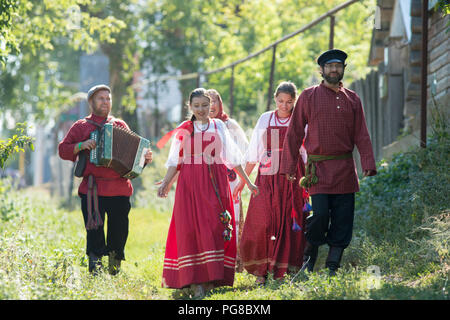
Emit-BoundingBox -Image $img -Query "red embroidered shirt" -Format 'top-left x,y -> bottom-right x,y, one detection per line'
58,114 -> 133,197
280,81 -> 376,194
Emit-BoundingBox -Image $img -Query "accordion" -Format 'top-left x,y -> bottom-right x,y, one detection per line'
89,123 -> 150,179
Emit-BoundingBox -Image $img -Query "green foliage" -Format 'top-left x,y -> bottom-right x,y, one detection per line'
0,0 -> 126,124
2,0 -> 377,129
0,122 -> 34,169
2,0 -> 447,301
0,150 -> 448,300
4,0 -> 125,58
204,0 -> 375,113
347,129 -> 449,297
0,0 -> 20,67
435,0 -> 450,16
141,0 -> 376,121
85,0 -> 144,127
430,92 -> 448,143
0,181 -> 169,299
133,143 -> 176,214
141,0 -> 232,119
355,134 -> 450,243
0,177 -> 18,221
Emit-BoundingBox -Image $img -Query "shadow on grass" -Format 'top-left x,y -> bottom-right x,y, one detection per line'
368,282 -> 448,300
168,271 -> 283,300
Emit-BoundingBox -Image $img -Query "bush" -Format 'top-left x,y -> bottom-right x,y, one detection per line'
0,123 -> 34,169
349,131 -> 449,291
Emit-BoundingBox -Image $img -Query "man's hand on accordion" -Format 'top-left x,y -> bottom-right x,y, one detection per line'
144,149 -> 153,165
75,139 -> 96,154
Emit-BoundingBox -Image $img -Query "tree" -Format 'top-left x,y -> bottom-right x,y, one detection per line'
82,0 -> 146,131
141,0 -> 236,120
0,0 -> 127,173
0,0 -> 126,125
139,0 -> 376,125
1,0 -> 378,135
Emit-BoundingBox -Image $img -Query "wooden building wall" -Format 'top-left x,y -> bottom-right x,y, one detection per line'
351,2 -> 448,169
427,8 -> 449,109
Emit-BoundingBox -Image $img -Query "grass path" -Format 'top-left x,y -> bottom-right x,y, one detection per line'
0,183 -> 448,300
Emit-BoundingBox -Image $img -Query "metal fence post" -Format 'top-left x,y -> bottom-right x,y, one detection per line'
267,45 -> 277,110
329,15 -> 335,49
420,0 -> 428,148
229,66 -> 235,116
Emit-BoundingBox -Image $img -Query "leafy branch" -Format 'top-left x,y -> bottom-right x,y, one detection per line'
0,123 -> 34,169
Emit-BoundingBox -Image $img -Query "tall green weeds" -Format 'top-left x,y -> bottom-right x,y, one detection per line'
346,107 -> 449,299
0,107 -> 448,299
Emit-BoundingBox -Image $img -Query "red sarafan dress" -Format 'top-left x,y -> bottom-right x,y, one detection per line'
240,111 -> 306,279
162,119 -> 239,289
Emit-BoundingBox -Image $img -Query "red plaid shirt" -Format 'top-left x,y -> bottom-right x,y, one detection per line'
280,81 -> 376,194
58,114 -> 133,197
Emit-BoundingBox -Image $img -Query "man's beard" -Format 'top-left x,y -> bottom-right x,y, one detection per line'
92,102 -> 110,116
323,71 -> 344,84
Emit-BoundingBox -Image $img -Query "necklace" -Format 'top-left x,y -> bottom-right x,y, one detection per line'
194,119 -> 210,132
275,110 -> 292,125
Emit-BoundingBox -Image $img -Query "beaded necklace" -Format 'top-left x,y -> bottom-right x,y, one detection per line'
274,110 -> 292,126
193,119 -> 210,132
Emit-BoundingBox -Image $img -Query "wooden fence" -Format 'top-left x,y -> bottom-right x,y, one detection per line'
350,66 -> 406,163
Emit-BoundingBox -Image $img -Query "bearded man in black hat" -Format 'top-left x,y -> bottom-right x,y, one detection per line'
280,49 -> 377,276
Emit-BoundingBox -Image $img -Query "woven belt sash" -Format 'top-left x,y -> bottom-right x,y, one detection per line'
86,175 -> 103,230
299,153 -> 352,189
85,175 -> 123,230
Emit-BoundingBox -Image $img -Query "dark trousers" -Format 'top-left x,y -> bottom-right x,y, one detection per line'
80,195 -> 131,261
306,193 -> 355,248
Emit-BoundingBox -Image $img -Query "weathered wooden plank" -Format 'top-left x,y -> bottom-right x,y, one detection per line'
428,37 -> 449,62
429,51 -> 448,73
388,74 -> 404,141
427,63 -> 449,83
410,33 -> 423,50
429,12 -> 449,36
411,17 -> 423,33
374,70 -> 383,158
428,29 -> 448,49
410,50 -> 422,67
410,66 -> 422,83
410,0 -> 422,17
407,82 -> 421,99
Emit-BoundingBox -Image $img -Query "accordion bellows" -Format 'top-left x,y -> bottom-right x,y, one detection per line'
90,123 -> 150,179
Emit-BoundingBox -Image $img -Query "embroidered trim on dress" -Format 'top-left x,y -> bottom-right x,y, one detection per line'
164,249 -> 235,270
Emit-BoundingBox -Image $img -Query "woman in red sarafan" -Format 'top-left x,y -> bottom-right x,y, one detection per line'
157,88 -> 258,297
206,88 -> 249,273
234,82 -> 308,284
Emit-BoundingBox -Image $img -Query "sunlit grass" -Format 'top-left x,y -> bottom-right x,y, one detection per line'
1,130 -> 448,300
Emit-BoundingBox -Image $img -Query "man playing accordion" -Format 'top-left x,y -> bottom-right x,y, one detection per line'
58,84 -> 153,275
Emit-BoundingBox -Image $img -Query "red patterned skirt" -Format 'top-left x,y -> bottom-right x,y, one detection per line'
240,169 -> 306,279
162,162 -> 236,289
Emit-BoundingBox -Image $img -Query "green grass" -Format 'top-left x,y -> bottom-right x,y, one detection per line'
1,184 -> 447,300
0,129 -> 448,300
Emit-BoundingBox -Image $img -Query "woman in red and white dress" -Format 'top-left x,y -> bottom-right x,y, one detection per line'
234,82 -> 307,284
206,89 -> 249,271
157,88 -> 258,297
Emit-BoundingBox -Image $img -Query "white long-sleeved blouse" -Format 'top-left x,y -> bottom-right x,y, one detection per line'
165,119 -> 244,170
245,111 -> 307,165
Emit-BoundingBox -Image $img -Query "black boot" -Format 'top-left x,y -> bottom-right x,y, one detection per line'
108,251 -> 121,275
325,246 -> 344,276
301,241 -> 319,273
88,253 -> 102,275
